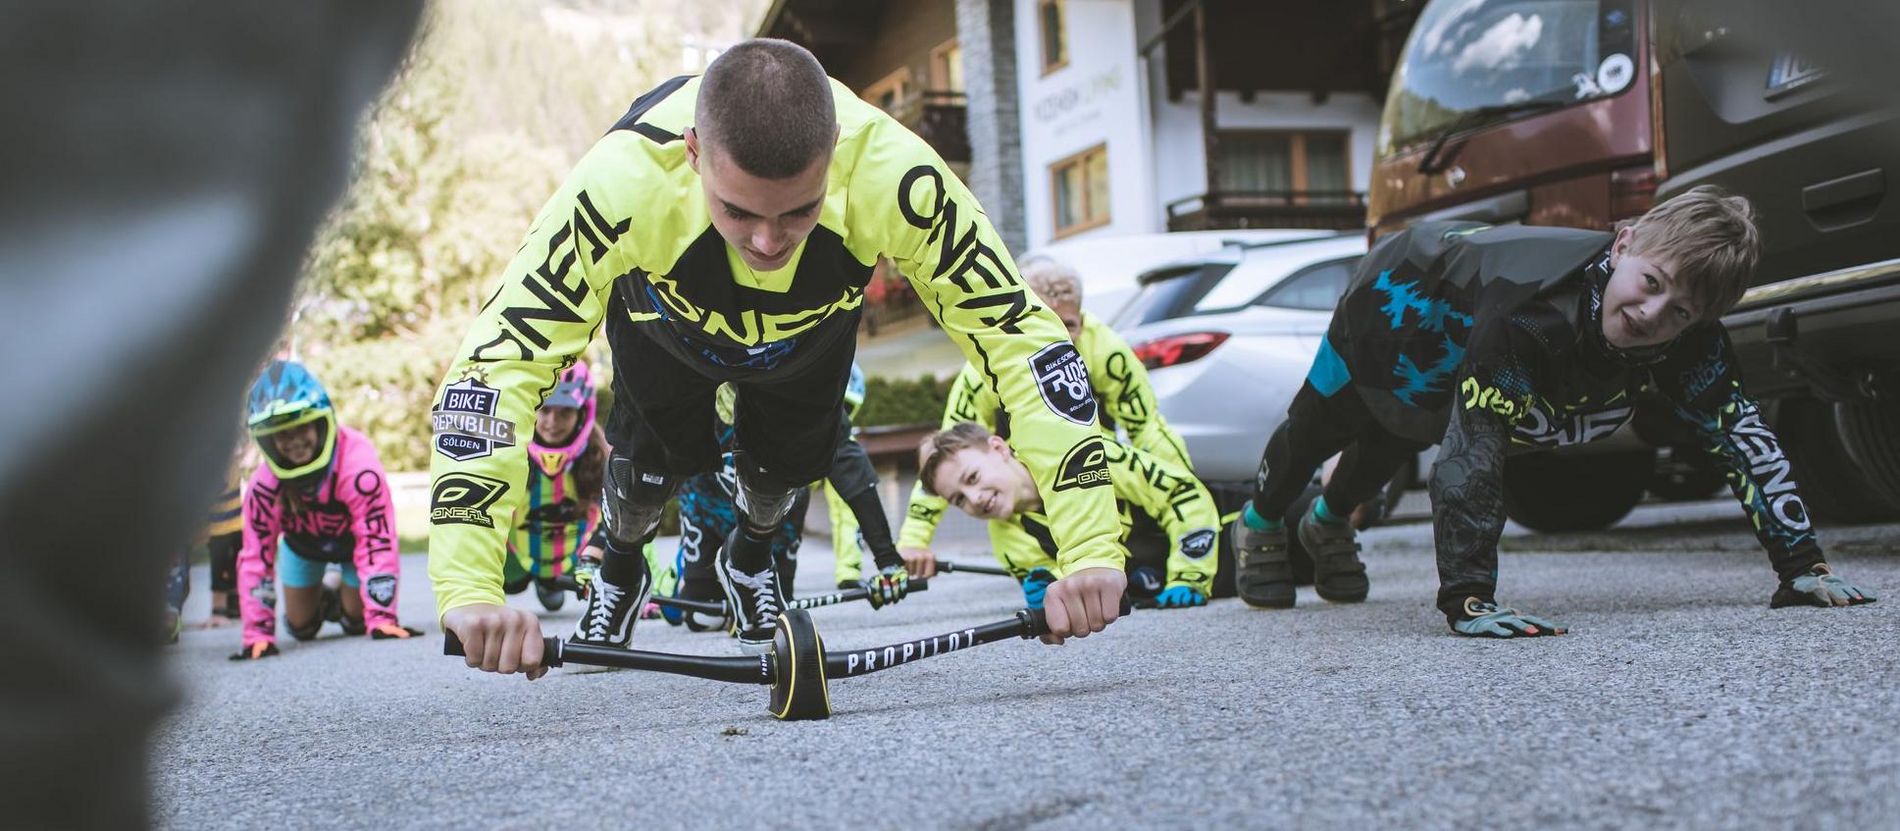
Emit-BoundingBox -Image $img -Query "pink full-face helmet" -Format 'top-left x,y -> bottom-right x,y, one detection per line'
530,361 -> 597,478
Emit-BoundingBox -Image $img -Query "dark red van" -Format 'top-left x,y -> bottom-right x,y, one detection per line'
1368,0 -> 1900,528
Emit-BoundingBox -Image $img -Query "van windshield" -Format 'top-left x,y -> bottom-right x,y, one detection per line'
1378,0 -> 1637,157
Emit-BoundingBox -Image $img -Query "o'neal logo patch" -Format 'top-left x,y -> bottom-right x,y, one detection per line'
1030,342 -> 1098,426
431,473 -> 511,527
1053,437 -> 1112,492
433,376 -> 517,461
1179,529 -> 1217,560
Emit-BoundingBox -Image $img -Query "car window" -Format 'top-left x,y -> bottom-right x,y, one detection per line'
1253,257 -> 1361,310
1379,0 -> 1638,157
1189,244 -> 1363,314
1112,264 -> 1227,328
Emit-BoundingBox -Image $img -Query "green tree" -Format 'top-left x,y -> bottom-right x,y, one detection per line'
292,0 -> 765,469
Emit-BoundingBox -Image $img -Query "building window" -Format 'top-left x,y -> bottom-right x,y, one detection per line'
1038,0 -> 1067,75
1050,143 -> 1110,238
1217,131 -> 1352,203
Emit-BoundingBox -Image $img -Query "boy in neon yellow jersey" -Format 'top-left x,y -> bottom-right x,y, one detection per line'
919,422 -> 1219,609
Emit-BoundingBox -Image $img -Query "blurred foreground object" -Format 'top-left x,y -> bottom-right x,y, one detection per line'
0,2 -> 420,828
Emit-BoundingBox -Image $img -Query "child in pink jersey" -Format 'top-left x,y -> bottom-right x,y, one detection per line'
231,360 -> 420,660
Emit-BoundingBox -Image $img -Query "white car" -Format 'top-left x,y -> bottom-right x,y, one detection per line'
1115,233 -> 1374,487
1023,228 -> 1339,322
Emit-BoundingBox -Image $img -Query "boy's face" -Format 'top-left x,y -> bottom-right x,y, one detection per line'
535,406 -> 580,445
685,127 -> 832,273
929,437 -> 1032,521
1602,226 -> 1701,350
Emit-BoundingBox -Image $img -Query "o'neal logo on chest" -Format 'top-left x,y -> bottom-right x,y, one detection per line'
1512,403 -> 1632,448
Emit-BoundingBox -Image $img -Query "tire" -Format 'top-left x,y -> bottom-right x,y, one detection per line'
1648,446 -> 1727,502
1834,397 -> 1900,512
1777,398 -> 1900,524
1502,449 -> 1652,532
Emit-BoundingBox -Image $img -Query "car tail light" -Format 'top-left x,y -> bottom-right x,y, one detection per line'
1132,332 -> 1230,370
1610,164 -> 1659,220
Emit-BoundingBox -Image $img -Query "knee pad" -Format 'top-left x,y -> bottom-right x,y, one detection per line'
288,616 -> 322,641
600,454 -> 678,548
733,454 -> 800,535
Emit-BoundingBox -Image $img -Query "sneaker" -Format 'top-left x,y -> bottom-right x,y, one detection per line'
535,579 -> 567,612
1297,502 -> 1369,603
569,570 -> 652,648
715,536 -> 784,654
338,611 -> 366,637
212,591 -> 240,621
164,606 -> 182,645
835,567 -> 861,591
663,575 -> 727,631
1231,507 -> 1294,608
318,584 -> 344,628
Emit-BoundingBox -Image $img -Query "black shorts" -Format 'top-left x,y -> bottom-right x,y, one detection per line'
606,321 -> 857,488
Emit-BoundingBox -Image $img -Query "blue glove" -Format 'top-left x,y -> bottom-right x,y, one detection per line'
1152,585 -> 1207,609
1451,599 -> 1565,638
1771,564 -> 1877,608
1021,567 -> 1056,610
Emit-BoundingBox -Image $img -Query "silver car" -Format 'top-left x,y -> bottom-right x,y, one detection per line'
1114,234 -> 1372,488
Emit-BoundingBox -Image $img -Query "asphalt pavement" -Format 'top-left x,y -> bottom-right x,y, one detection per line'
154,498 -> 1900,829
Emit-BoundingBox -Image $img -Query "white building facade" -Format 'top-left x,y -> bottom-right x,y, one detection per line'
1012,0 -> 1384,249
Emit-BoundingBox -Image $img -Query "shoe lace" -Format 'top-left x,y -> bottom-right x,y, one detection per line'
728,566 -> 780,623
583,581 -> 625,638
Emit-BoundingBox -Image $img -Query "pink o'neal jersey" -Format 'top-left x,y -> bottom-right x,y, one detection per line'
237,425 -> 403,647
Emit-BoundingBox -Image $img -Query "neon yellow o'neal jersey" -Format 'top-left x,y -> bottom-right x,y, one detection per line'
898,311 -> 1192,550
427,74 -> 1122,615
988,437 -> 1219,595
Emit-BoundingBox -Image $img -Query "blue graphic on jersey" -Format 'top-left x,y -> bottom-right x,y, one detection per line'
1307,336 -> 1351,397
1393,340 -> 1466,405
1373,270 -> 1474,405
1374,270 -> 1474,333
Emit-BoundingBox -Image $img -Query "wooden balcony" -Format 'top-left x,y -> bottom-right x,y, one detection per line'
1166,190 -> 1368,232
888,90 -> 969,165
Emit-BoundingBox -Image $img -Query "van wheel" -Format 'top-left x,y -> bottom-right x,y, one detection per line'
1503,449 -> 1652,532
1777,398 -> 1899,523
1832,397 -> 1900,515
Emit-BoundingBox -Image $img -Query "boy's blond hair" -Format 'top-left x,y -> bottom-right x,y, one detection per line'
1626,185 -> 1759,320
1019,256 -> 1082,310
917,421 -> 997,498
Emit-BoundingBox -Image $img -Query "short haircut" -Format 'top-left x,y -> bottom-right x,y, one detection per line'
695,39 -> 836,179
1626,185 -> 1760,320
917,422 -> 997,498
1020,256 -> 1082,310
